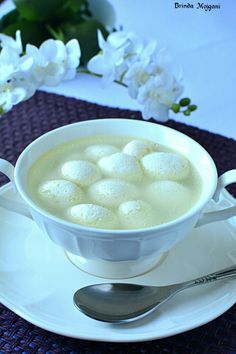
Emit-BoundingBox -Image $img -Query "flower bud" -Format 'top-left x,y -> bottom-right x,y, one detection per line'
180,98 -> 191,106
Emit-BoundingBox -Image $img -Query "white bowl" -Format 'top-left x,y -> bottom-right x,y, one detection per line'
1,119 -> 236,278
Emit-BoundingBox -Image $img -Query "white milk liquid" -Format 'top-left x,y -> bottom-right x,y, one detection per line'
27,135 -> 202,229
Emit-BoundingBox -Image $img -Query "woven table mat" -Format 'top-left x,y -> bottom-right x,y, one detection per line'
0,91 -> 236,354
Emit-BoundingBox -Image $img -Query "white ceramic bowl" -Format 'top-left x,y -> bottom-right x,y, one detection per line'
1,119 -> 236,278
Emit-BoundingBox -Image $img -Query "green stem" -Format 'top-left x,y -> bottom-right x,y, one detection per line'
0,106 -> 4,115
77,68 -> 128,88
46,25 -> 65,41
119,70 -> 127,83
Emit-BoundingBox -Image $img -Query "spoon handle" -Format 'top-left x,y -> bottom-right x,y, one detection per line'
179,264 -> 236,291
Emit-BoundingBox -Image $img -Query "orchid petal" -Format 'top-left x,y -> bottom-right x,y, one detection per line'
40,39 -> 66,61
26,44 -> 48,67
88,0 -> 116,30
18,56 -> 34,72
66,55 -> 80,68
97,29 -> 106,50
0,46 -> 19,65
88,54 -> 107,75
11,87 -> 27,104
0,30 -> 22,54
107,31 -> 131,48
66,39 -> 81,58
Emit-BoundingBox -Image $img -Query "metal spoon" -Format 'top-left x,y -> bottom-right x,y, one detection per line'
73,265 -> 236,323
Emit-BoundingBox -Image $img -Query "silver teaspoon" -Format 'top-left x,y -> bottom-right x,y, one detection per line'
73,265 -> 236,323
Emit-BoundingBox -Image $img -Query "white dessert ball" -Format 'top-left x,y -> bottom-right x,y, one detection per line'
98,152 -> 143,181
68,204 -> 118,229
85,144 -> 119,162
123,140 -> 156,159
141,152 -> 190,180
38,179 -> 83,207
61,160 -> 101,187
88,178 -> 139,207
118,200 -> 156,229
146,180 -> 191,210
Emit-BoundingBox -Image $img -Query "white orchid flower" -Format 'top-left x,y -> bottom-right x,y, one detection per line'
142,101 -> 170,122
64,39 -> 81,80
0,28 -> 190,122
87,30 -> 185,121
26,38 -> 81,86
0,31 -> 81,116
88,31 -> 125,84
0,45 -> 33,73
137,73 -> 183,121
0,30 -> 23,54
124,43 -> 173,99
0,84 -> 27,114
88,47 -> 124,85
139,39 -> 158,61
0,60 -> 14,84
0,45 -> 19,68
0,30 -> 37,114
0,30 -> 33,82
88,30 -> 141,85
105,30 -> 135,49
66,39 -> 81,67
124,59 -> 151,99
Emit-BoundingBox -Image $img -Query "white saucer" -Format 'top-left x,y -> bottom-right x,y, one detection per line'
1,183 -> 236,342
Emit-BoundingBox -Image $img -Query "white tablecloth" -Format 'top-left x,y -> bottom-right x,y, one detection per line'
1,0 -> 236,139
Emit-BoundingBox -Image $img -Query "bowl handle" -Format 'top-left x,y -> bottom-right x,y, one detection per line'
0,159 -> 32,219
196,170 -> 236,227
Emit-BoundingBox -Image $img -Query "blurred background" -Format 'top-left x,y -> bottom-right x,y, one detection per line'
0,0 -> 236,139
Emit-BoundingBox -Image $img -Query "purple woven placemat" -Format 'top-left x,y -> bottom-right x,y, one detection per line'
0,91 -> 236,353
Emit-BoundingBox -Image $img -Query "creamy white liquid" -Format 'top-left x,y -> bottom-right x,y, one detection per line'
28,135 -> 202,229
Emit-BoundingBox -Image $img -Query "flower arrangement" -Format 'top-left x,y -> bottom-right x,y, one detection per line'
0,29 -> 197,121
86,30 -> 197,120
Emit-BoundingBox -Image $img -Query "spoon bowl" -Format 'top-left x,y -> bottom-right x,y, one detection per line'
73,265 -> 236,323
74,283 -> 174,323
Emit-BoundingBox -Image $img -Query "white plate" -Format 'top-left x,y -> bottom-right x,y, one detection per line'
0,183 -> 236,342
